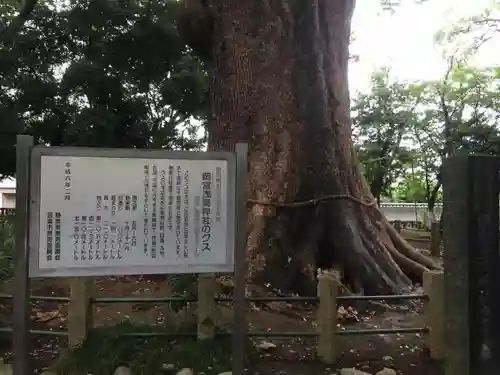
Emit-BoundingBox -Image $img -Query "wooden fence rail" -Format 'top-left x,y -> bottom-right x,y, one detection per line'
0,270 -> 445,365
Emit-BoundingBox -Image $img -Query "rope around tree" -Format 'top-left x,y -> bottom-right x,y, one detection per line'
247,194 -> 376,208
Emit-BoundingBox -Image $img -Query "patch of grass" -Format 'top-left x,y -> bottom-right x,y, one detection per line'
53,320 -> 255,375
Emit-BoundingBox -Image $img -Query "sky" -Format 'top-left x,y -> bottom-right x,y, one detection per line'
349,0 -> 500,95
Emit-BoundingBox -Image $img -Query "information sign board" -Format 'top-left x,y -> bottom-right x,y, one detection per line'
28,147 -> 236,277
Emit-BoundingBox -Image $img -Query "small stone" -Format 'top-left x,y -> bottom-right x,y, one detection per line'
255,341 -> 277,351
114,366 -> 134,375
217,372 -> 232,375
376,368 -> 397,375
176,369 -> 194,375
162,363 -> 175,371
339,368 -> 371,375
382,355 -> 394,361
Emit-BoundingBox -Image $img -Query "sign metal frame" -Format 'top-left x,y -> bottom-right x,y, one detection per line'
13,136 -> 248,375
28,146 -> 238,278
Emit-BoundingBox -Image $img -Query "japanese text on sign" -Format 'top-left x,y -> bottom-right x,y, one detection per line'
31,152 -> 235,277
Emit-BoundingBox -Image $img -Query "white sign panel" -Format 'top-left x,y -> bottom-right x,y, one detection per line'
29,150 -> 236,277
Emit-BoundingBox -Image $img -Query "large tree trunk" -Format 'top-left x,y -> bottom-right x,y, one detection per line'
183,0 -> 440,295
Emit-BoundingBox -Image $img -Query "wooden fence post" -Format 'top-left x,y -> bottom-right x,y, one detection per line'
0,359 -> 13,375
430,221 -> 441,257
424,270 -> 445,360
317,271 -> 339,364
68,278 -> 93,347
197,274 -> 216,340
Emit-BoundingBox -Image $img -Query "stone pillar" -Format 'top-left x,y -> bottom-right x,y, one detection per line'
68,277 -> 93,347
442,155 -> 500,375
317,271 -> 339,364
197,274 -> 216,340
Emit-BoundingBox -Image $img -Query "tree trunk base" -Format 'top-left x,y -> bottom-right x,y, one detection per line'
247,197 -> 440,297
201,0 -> 440,297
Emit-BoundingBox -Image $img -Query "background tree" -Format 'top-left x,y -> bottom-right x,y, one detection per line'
409,61 -> 500,217
0,0 -> 38,41
435,1 -> 500,59
351,60 -> 500,228
352,61 -> 500,223
353,68 -> 419,204
0,0 -> 209,178
392,169 -> 439,204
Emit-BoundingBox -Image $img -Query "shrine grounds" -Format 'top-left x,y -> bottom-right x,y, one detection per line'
0,226 -> 444,375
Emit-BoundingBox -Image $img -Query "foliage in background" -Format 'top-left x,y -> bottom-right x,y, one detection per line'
392,171 -> 443,203
435,1 -> 500,59
0,0 -> 209,177
354,63 -> 500,213
2,0 -> 499,214
354,0 -> 500,210
410,62 -> 500,213
352,68 -> 420,203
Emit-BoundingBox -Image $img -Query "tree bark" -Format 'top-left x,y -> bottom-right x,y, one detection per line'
428,179 -> 442,213
199,0 -> 439,295
369,169 -> 384,205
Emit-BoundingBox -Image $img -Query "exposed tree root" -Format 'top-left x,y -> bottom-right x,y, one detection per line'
244,198 -> 440,298
245,178 -> 440,296
384,240 -> 429,281
385,219 -> 440,270
331,203 -> 439,295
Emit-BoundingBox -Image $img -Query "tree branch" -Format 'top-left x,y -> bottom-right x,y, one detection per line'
428,174 -> 441,211
439,56 -> 457,157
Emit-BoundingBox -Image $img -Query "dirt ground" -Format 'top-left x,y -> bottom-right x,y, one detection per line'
0,228 -> 440,374
0,271 -> 442,375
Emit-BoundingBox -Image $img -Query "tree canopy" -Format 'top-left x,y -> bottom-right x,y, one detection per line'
435,1 -> 500,59
354,62 -> 500,212
0,0 -> 209,178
